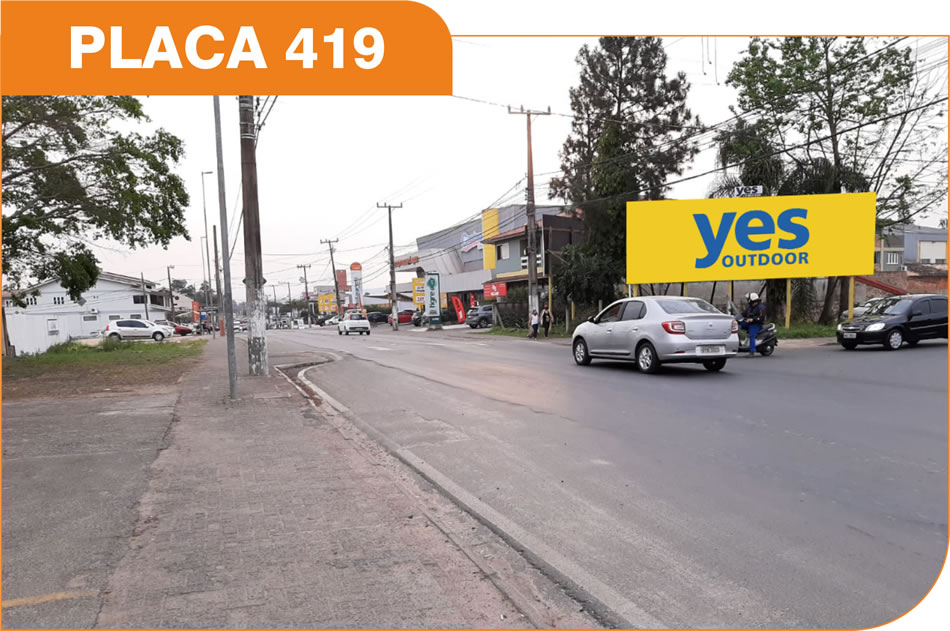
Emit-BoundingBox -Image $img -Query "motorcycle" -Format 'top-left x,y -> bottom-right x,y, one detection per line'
728,300 -> 778,356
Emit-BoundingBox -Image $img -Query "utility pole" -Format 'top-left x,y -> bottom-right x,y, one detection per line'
213,96 -> 237,398
377,203 -> 403,330
213,225 -> 223,336
166,265 -> 175,321
200,170 -> 214,329
321,239 -> 343,316
286,282 -> 294,325
238,95 -> 268,375
508,105 -> 550,314
271,285 -> 278,325
140,272 -> 150,321
297,264 -> 312,325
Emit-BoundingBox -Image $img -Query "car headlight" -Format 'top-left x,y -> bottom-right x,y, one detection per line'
836,323 -> 843,331
866,322 -> 886,332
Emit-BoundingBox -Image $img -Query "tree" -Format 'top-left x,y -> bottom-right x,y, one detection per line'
171,278 -> 198,301
2,96 -> 190,302
725,37 -> 947,323
552,244 -> 623,307
549,37 -> 701,293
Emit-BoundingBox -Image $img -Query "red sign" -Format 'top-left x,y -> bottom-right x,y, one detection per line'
350,262 -> 362,271
484,282 -> 507,298
451,295 -> 466,323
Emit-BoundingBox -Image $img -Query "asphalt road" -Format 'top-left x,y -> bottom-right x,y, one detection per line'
265,325 -> 947,629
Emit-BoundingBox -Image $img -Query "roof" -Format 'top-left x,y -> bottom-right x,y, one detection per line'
483,221 -> 541,245
17,270 -> 160,293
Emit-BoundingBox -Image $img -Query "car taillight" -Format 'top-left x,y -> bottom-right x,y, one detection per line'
662,320 -> 686,334
731,319 -> 739,334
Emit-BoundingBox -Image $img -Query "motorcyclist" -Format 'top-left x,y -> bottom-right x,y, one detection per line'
740,293 -> 767,356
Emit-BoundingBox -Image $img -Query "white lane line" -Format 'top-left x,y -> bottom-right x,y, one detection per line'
367,346 -> 392,351
424,342 -> 447,347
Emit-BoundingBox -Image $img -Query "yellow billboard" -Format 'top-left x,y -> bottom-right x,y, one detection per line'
626,192 -> 876,284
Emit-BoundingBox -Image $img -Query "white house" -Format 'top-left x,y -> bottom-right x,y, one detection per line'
3,271 -> 173,355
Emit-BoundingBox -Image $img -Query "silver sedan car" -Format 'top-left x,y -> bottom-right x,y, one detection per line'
572,296 -> 739,373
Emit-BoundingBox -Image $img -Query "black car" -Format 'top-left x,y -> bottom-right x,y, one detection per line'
366,311 -> 389,324
467,304 -> 494,329
837,294 -> 948,350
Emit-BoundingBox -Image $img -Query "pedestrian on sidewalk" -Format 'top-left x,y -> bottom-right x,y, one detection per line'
541,306 -> 553,337
528,310 -> 540,339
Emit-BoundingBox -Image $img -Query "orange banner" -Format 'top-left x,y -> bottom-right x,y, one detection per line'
0,1 -> 452,95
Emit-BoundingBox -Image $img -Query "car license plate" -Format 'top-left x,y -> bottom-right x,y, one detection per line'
843,332 -> 857,339
700,345 -> 724,354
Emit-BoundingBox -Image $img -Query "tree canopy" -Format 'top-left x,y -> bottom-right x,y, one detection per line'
2,96 -> 190,301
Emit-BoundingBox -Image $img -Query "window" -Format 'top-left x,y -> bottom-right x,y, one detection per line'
915,300 -> 931,315
886,252 -> 900,265
921,258 -> 932,264
937,259 -> 947,265
497,243 -> 510,260
25,296 -> 37,306
130,314 -> 143,319
656,298 -> 721,315
597,302 -> 623,323
930,298 -> 947,315
133,295 -> 146,304
109,315 -> 121,321
83,315 -> 98,322
621,301 -> 645,321
53,296 -> 64,305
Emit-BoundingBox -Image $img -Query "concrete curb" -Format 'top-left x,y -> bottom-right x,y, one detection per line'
296,361 -> 665,630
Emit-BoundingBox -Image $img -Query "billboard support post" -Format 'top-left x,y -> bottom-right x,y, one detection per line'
785,278 -> 792,328
848,276 -> 855,322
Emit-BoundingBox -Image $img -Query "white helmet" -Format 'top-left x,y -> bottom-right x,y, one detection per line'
748,292 -> 759,302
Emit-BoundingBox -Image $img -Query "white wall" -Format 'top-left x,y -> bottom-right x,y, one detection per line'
4,312 -> 88,355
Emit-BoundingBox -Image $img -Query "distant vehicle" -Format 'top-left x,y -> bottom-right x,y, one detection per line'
837,294 -> 948,350
388,309 -> 416,325
466,305 -> 494,329
839,297 -> 887,322
154,319 -> 191,336
338,312 -> 371,335
571,296 -> 739,374
366,312 -> 388,324
324,315 -> 340,326
104,319 -> 170,341
233,322 -> 247,332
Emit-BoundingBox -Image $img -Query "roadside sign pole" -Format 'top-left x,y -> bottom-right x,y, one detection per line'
785,278 -> 792,328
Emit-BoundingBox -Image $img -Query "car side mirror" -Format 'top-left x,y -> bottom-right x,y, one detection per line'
587,316 -> 595,323
911,310 -> 923,318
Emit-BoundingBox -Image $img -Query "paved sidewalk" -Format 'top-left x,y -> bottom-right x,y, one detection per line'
95,340 -> 576,628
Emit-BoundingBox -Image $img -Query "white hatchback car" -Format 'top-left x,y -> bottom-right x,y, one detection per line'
572,296 -> 739,373
104,319 -> 172,341
338,312 -> 371,336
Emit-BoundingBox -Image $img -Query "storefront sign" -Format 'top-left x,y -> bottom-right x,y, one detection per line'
424,273 -> 441,325
626,192 -> 876,283
484,282 -> 507,298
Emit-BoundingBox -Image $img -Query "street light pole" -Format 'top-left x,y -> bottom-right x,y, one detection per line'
297,264 -> 312,326
212,96 -> 237,398
200,170 -> 214,331
166,265 -> 175,321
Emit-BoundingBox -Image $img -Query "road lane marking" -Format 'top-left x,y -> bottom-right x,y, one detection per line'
2,591 -> 98,609
367,346 -> 392,351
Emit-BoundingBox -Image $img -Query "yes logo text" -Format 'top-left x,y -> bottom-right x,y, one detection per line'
693,207 -> 810,269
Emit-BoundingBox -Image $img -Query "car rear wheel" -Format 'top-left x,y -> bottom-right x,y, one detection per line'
152,332 -> 164,342
572,338 -> 591,366
840,341 -> 858,350
703,358 -> 727,372
637,342 -> 660,374
109,333 -> 121,340
884,328 -> 903,350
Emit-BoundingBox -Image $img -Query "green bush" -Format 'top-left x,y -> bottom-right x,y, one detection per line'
99,336 -> 133,352
45,341 -> 82,354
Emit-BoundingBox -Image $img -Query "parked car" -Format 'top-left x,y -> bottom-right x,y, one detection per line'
388,309 -> 416,325
466,305 -> 494,329
837,294 -> 948,350
338,312 -> 371,335
366,311 -> 388,324
571,296 -> 739,374
839,297 -> 886,322
324,315 -> 340,326
104,319 -> 171,341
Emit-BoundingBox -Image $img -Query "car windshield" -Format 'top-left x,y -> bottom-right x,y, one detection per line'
864,297 -> 912,316
655,299 -> 721,315
348,314 -> 365,320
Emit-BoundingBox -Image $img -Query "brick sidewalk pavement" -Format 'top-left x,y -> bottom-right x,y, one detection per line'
96,340 -> 591,628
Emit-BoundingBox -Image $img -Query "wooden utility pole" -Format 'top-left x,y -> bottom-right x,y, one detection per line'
377,203 -> 403,330
166,265 -> 175,319
508,105 -> 550,315
238,95 -> 268,375
321,239 -> 343,316
297,264 -> 312,324
286,282 -> 293,322
214,96 -> 238,398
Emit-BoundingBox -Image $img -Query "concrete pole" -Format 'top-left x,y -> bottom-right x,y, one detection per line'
785,277 -> 792,328
213,96 -> 237,398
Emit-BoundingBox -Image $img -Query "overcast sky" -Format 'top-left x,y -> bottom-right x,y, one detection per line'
18,8 -> 947,300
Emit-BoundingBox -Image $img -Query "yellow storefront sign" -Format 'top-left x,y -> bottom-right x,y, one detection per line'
626,193 -> 876,284
412,277 -> 425,306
